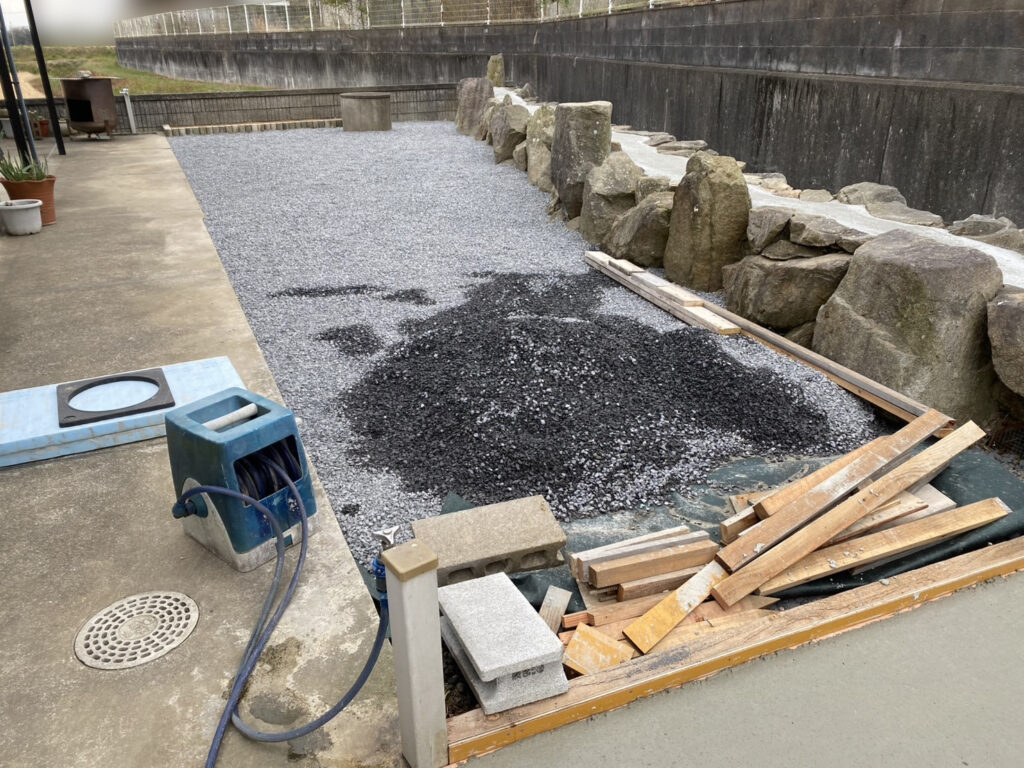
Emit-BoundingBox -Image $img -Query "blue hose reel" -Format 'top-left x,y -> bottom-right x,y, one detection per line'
166,388 -> 317,571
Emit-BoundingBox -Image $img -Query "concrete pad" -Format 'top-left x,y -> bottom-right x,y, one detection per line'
438,573 -> 563,681
0,135 -> 401,767
412,495 -> 566,585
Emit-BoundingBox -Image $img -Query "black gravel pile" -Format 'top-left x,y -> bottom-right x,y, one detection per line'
342,272 -> 875,518
315,324 -> 384,356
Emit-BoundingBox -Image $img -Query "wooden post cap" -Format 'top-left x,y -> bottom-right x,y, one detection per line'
381,540 -> 439,582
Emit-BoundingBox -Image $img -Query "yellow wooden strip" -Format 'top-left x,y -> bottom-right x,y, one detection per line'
711,422 -> 986,607
657,283 -> 704,307
590,539 -> 718,588
577,530 -> 702,582
677,305 -> 742,335
622,561 -> 728,654
720,506 -> 759,543
562,624 -> 634,675
758,498 -> 1009,595
608,257 -> 645,275
447,537 -> 1024,762
717,411 -> 949,573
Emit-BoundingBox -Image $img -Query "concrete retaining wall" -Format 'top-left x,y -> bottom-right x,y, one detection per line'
28,85 -> 455,134
114,0 -> 1024,221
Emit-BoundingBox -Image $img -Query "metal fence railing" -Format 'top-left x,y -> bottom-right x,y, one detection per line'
113,0 -> 704,37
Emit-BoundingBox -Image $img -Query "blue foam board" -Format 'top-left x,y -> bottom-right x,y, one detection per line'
0,357 -> 245,467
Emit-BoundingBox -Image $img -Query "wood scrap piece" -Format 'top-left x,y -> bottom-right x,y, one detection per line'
827,491 -> 927,545
563,624 -> 634,675
716,411 -> 949,573
758,498 -> 1009,595
677,305 -> 741,335
608,257 -> 644,275
575,578 -> 617,610
711,421 -> 986,608
873,485 -> 956,532
720,506 -> 758,543
728,490 -> 771,516
657,283 -> 704,307
577,530 -> 703,582
447,536 -> 1024,763
622,561 -> 728,654
538,586 -> 573,634
754,437 -> 888,518
570,524 -> 691,579
617,566 -> 702,600
589,538 -> 718,588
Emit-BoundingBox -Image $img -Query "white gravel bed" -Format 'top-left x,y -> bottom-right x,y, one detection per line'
171,122 -> 881,566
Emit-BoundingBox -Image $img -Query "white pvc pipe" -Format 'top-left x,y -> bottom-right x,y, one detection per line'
202,403 -> 258,431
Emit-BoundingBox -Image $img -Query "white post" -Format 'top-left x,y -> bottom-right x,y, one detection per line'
487,0 -> 491,25
263,4 -> 268,31
308,0 -> 314,29
401,0 -> 406,27
196,9 -> 202,33
579,0 -> 583,18
608,0 -> 612,14
440,1 -> 444,26
226,6 -> 233,33
382,541 -> 447,768
285,2 -> 291,30
245,5 -> 250,33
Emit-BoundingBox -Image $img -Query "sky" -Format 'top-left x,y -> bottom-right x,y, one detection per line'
0,1 -> 246,44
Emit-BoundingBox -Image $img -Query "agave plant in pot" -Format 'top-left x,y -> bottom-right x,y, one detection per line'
0,156 -> 56,225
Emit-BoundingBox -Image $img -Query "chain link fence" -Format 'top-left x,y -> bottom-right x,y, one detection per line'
113,0 -> 707,36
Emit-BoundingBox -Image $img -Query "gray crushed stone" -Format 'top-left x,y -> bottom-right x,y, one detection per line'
171,122 -> 882,567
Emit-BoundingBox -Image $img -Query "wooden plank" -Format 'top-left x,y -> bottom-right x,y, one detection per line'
569,524 -> 692,576
617,566 -> 702,600
608,257 -> 644,275
447,537 -> 1024,762
720,506 -> 759,543
583,250 -> 947,428
658,283 -> 704,307
728,490 -> 771,516
622,561 -> 729,654
575,578 -> 617,610
758,498 -> 1009,595
576,530 -> 703,582
538,586 -> 573,634
562,624 -> 635,675
590,539 -> 718,588
711,422 -> 986,607
591,595 -> 778,645
716,411 -> 950,574
677,305 -> 742,335
754,437 -> 889,518
827,491 -> 927,545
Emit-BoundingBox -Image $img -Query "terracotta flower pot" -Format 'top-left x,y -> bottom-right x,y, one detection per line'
1,175 -> 56,225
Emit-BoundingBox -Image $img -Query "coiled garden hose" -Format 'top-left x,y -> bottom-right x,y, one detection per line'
174,455 -> 389,767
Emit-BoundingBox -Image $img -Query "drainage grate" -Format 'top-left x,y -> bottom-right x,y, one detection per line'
74,592 -> 199,670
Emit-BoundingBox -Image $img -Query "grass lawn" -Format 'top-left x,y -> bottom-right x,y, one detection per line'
11,46 -> 265,96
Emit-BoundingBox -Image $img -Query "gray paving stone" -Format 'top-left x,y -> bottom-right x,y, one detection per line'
440,616 -> 568,715
412,495 -> 567,585
438,573 -> 564,681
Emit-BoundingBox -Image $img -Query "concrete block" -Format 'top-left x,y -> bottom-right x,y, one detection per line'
438,573 -> 564,681
411,495 -> 566,585
441,616 -> 567,715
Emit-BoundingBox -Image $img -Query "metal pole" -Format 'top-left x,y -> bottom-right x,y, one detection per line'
0,16 -> 30,163
0,5 -> 38,161
22,0 -> 65,155
121,88 -> 137,134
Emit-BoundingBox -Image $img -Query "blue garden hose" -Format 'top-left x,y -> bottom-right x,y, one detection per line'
175,456 -> 390,767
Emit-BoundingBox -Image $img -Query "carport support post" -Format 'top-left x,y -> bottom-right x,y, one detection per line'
382,541 -> 447,768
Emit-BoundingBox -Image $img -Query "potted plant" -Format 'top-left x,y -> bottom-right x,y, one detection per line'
0,156 -> 56,225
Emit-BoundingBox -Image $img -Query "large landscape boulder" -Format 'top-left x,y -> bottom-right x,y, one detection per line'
635,176 -> 671,203
487,54 -> 505,87
475,97 -> 500,141
988,286 -> 1024,397
949,215 -> 1024,254
603,191 -> 674,267
550,101 -> 612,218
836,182 -> 907,206
579,152 -> 644,245
724,253 -> 850,330
813,230 -> 1004,423
664,152 -> 751,290
526,105 -> 556,193
865,201 -> 944,227
455,77 -> 494,136
490,103 -> 530,164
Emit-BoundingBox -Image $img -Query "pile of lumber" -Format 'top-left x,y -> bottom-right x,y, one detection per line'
551,410 -> 1010,665
449,410 -> 1024,760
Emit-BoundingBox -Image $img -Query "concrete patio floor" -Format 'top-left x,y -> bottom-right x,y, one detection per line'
2,131 -> 1023,768
0,134 -> 400,767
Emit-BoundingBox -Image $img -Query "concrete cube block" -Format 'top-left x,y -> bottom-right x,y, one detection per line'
411,495 -> 566,586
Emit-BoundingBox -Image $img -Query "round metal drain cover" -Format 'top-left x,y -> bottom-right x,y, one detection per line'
75,591 -> 199,670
